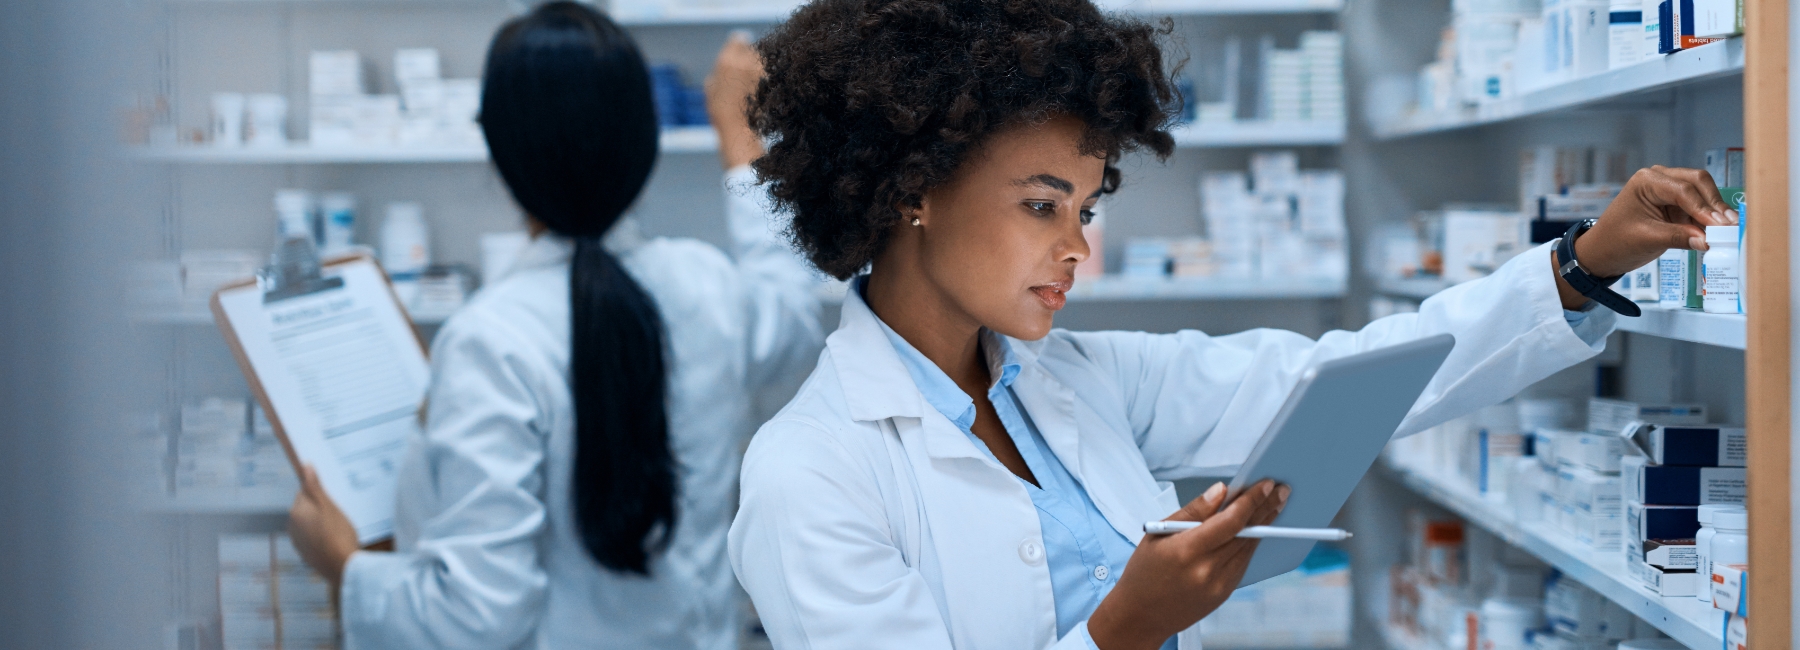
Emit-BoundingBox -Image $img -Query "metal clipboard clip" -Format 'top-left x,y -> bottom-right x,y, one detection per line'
260,236 -> 345,303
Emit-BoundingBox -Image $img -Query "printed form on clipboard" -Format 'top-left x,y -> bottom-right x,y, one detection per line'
212,254 -> 429,544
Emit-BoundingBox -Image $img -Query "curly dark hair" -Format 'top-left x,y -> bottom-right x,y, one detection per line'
750,0 -> 1180,279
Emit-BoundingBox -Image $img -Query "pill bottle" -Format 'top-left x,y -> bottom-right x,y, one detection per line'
1710,508 -> 1749,576
381,202 -> 431,278
319,192 -> 357,257
274,189 -> 316,244
1693,504 -> 1737,602
1702,225 -> 1741,314
1478,597 -> 1542,650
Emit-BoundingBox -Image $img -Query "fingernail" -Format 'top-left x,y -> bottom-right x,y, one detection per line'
1728,209 -> 1740,224
1711,211 -> 1725,224
1689,236 -> 1706,250
1278,486 -> 1291,504
1204,482 -> 1226,501
1262,482 -> 1275,497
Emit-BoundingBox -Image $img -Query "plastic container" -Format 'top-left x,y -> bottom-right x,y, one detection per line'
319,192 -> 356,257
274,190 -> 315,244
381,202 -> 431,278
210,92 -> 246,147
1479,597 -> 1542,650
244,93 -> 289,147
1608,0 -> 1643,69
1694,504 -> 1741,602
1702,225 -> 1741,314
1710,508 -> 1749,572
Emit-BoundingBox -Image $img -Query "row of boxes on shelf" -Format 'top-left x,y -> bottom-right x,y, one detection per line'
219,533 -> 339,650
141,398 -> 298,505
1392,396 -> 1746,593
1375,144 -> 1748,315
1096,151 -> 1347,282
1177,31 -> 1344,125
1411,0 -> 1744,115
130,189 -> 549,320
1385,514 -> 1679,650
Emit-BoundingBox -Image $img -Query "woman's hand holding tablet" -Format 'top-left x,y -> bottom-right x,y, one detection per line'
1085,480 -> 1289,650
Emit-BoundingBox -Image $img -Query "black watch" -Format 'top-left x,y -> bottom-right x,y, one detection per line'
1556,219 -> 1641,317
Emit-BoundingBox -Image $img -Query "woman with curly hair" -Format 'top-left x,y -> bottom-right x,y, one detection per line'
727,1 -> 1734,648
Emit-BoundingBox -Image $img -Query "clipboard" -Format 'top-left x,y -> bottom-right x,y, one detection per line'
211,251 -> 430,544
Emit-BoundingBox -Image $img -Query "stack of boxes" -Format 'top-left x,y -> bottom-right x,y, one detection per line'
1261,31 -> 1344,123
310,48 -> 480,148
1192,151 -> 1347,282
219,533 -> 338,650
175,398 -> 298,504
1614,412 -> 1745,597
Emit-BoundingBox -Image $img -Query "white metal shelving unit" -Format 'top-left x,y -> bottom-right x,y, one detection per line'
1379,457 -> 1727,650
1373,39 -> 1744,140
1373,280 -> 1747,350
132,120 -> 1343,164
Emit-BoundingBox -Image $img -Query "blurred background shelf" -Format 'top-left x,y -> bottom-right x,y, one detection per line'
164,0 -> 1344,18
1373,38 -> 1744,140
1373,277 -> 1451,301
1380,458 -> 1725,650
1171,120 -> 1344,147
131,126 -> 719,163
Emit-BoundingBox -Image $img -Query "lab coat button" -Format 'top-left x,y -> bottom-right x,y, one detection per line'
1093,564 -> 1110,581
1018,539 -> 1045,566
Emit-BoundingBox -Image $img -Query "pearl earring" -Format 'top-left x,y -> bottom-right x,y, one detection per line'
911,218 -> 921,226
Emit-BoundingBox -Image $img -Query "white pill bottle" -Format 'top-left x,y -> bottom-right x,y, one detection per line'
1702,225 -> 1741,314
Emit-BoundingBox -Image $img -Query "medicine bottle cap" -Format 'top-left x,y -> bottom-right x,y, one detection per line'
1712,508 -> 1748,531
1698,503 -> 1739,524
1705,226 -> 1740,244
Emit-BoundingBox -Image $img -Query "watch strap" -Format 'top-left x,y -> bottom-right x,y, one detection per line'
1557,219 -> 1641,317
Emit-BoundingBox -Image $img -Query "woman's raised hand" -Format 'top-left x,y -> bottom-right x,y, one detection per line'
288,464 -> 361,588
704,32 -> 765,170
1086,480 -> 1289,650
1553,165 -> 1738,309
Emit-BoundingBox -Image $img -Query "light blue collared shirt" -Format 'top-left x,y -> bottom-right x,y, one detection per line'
861,282 -> 1171,650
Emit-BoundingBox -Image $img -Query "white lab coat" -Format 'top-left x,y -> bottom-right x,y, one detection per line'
340,167 -> 823,650
728,243 -> 1615,650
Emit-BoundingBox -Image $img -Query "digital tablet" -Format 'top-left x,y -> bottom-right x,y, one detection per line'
1227,333 -> 1456,587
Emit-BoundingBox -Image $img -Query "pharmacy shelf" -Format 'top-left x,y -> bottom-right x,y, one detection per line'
1068,275 -> 1346,301
1373,38 -> 1745,140
142,492 -> 293,516
1374,277 -> 1452,301
136,121 -> 1336,164
132,306 -> 453,326
1614,304 -> 1746,350
1171,120 -> 1344,148
1379,458 -> 1725,650
1369,278 -> 1746,350
131,126 -> 720,163
813,276 -> 1346,305
170,0 -> 1343,19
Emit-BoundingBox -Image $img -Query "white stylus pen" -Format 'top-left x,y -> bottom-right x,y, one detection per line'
1141,521 -> 1353,541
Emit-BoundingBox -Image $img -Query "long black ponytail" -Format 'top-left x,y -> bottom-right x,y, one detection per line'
478,1 -> 673,575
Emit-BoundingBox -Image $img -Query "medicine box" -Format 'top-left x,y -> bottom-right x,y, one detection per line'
1558,466 -> 1622,514
1725,614 -> 1747,650
309,50 -> 365,97
1634,538 -> 1698,570
1621,455 -> 1747,505
1689,0 -> 1741,37
1568,432 -> 1625,473
1534,429 -> 1579,469
1626,558 -> 1699,597
1544,573 -> 1633,640
1639,425 -> 1746,466
1626,501 -> 1701,540
1711,563 -> 1747,616
1588,398 -> 1708,434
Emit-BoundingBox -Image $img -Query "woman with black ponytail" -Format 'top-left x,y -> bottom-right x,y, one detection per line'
285,3 -> 822,648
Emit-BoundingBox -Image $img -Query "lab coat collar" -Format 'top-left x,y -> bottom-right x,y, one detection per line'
826,279 -> 991,461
